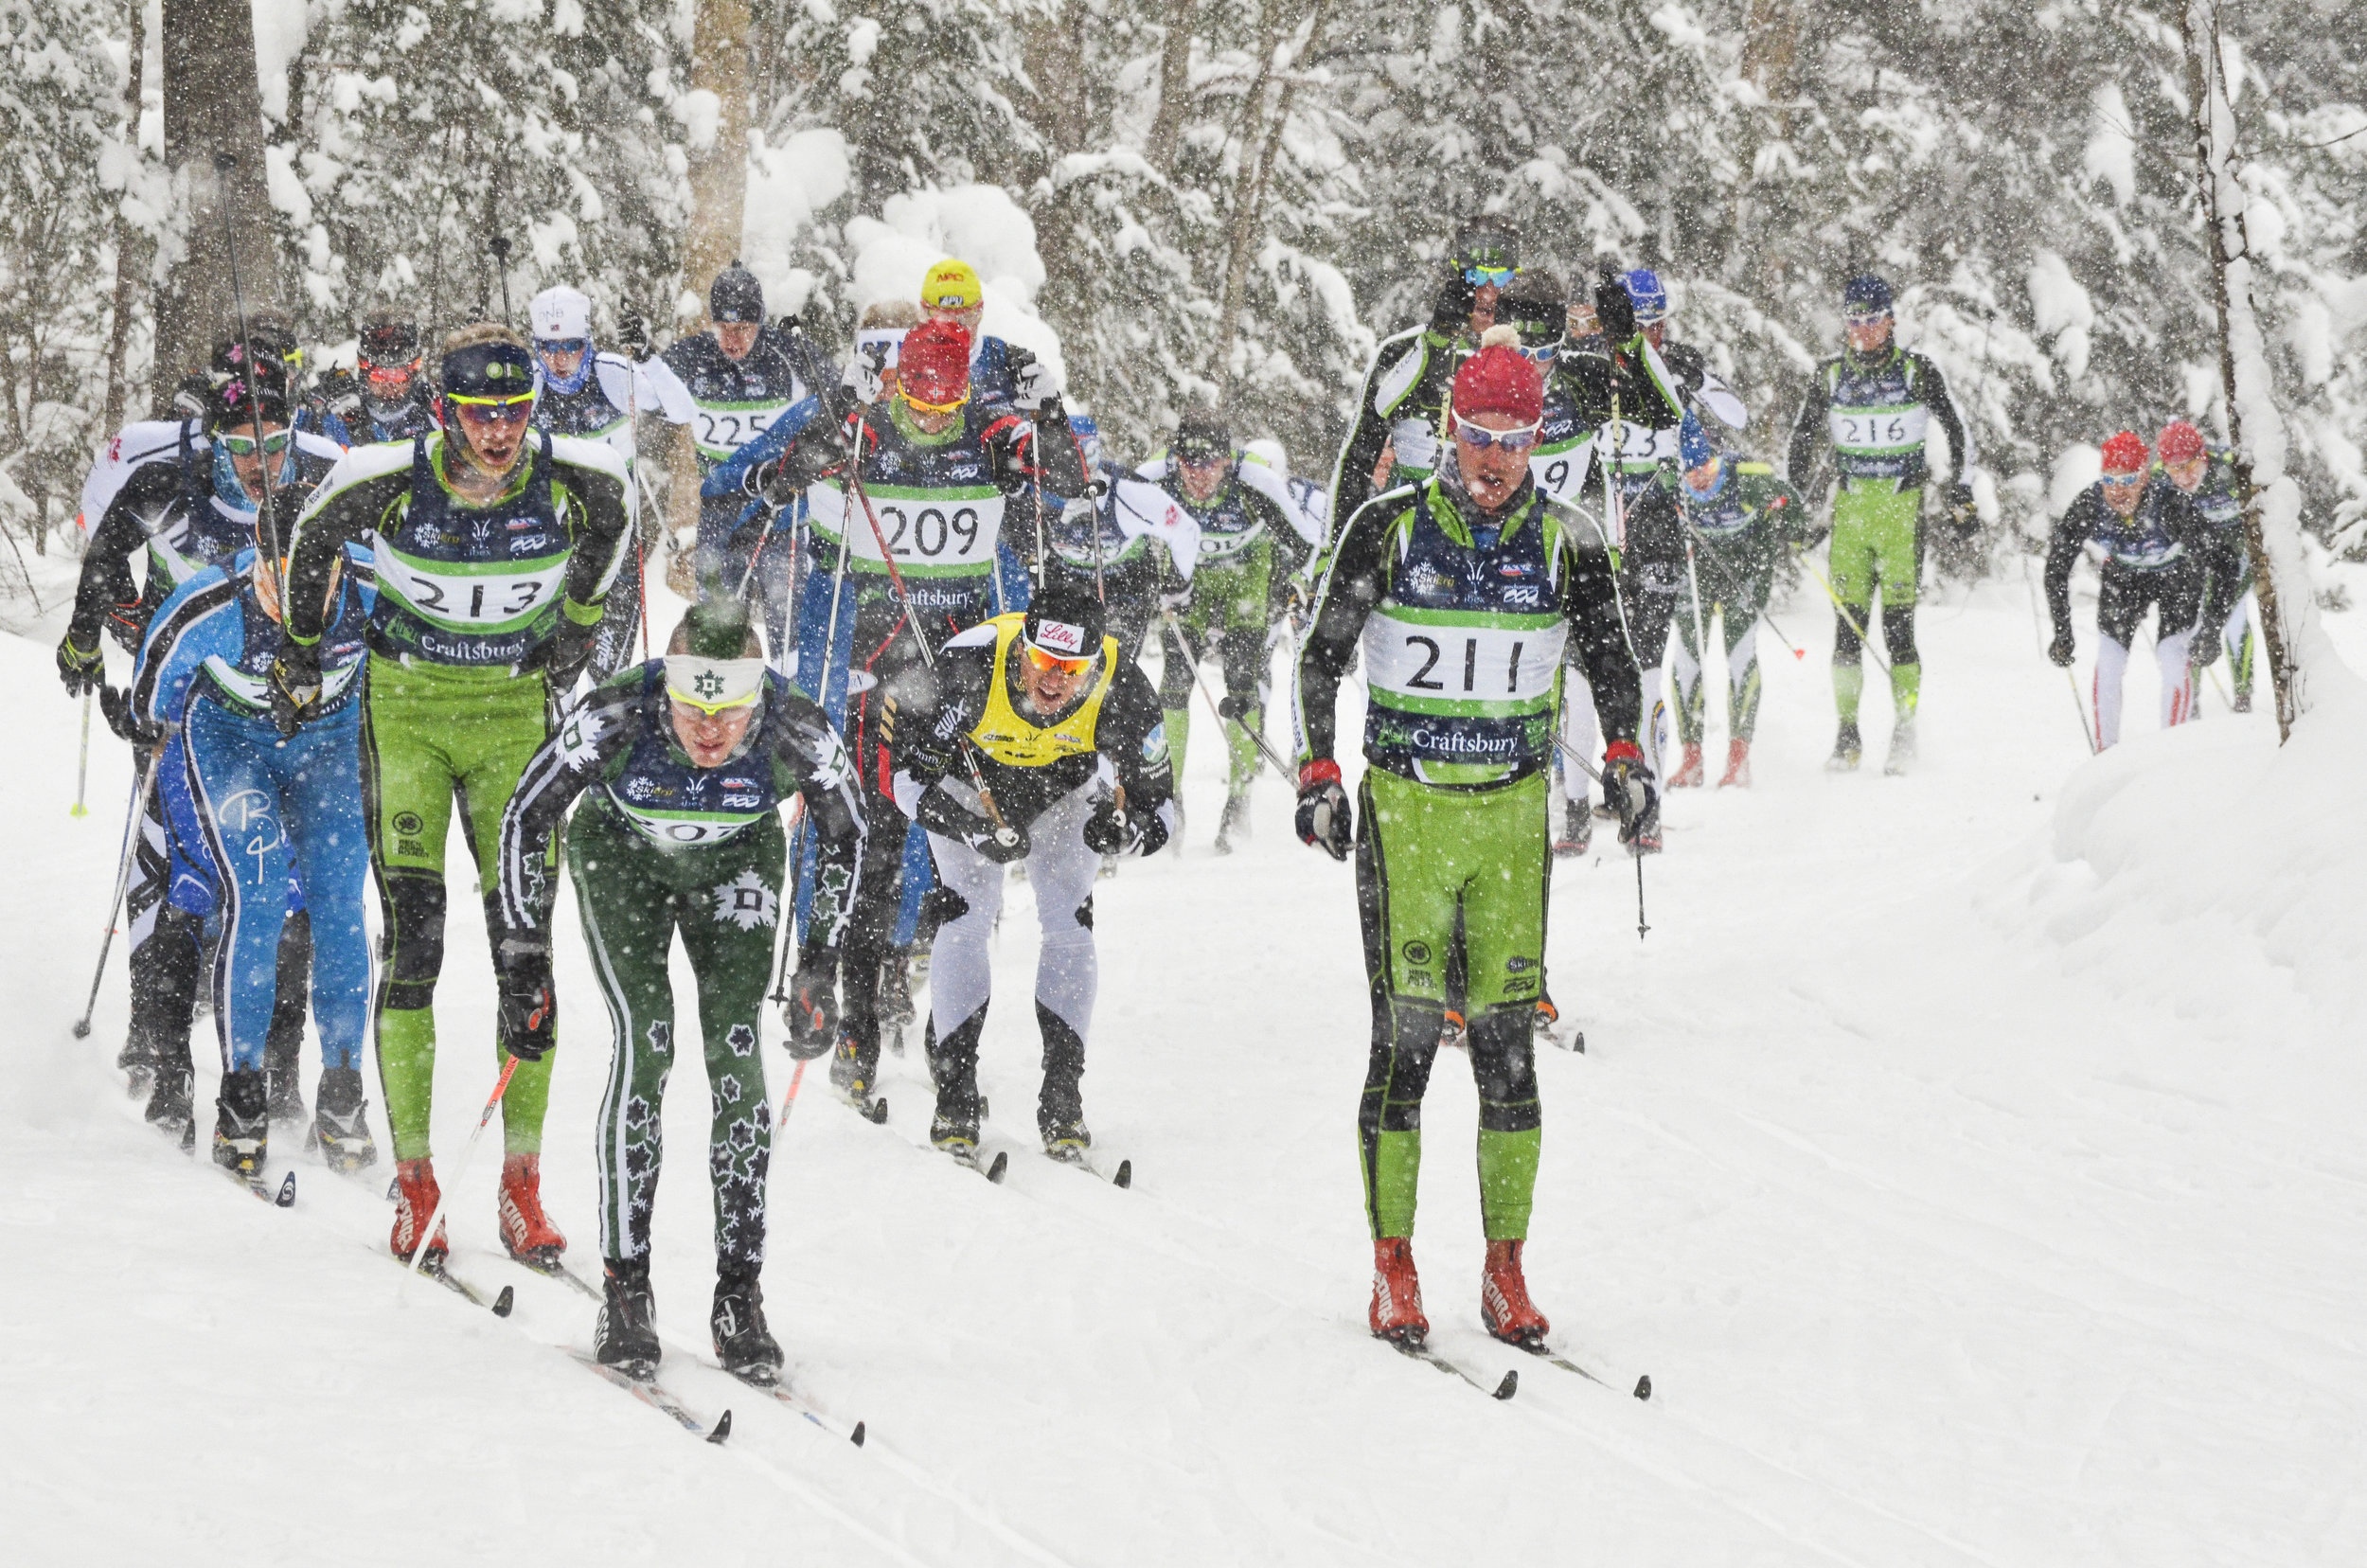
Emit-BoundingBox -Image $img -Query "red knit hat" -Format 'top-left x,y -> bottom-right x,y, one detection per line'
2099,431 -> 2148,477
2156,420 -> 2204,465
899,318 -> 972,409
1451,344 -> 1543,426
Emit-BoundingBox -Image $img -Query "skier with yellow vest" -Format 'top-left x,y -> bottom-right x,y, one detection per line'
881,585 -> 1175,1168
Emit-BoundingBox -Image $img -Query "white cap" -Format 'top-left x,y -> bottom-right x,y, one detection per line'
529,286 -> 593,343
664,654 -> 766,714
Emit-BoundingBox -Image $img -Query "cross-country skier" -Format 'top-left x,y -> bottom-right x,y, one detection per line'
2157,419 -> 2254,713
1148,408 -> 1321,851
491,600 -> 865,1381
2043,430 -> 2225,748
132,534 -> 378,1182
1041,416 -> 1181,665
883,585 -> 1174,1164
1785,273 -> 1982,775
62,341 -> 345,1130
1660,424 -> 1809,789
1326,214 -> 1520,535
1624,268 -> 1750,435
704,316 -> 1086,1119
266,323 -> 632,1265
322,309 -> 438,445
529,285 -> 648,684
1293,342 -> 1652,1350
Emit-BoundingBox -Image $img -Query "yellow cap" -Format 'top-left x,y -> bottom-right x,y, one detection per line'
920,258 -> 983,312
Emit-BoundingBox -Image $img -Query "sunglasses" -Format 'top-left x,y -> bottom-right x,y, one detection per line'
901,387 -> 970,416
2100,472 -> 2146,487
363,359 -> 419,386
1454,418 -> 1542,452
1175,447 -> 1228,468
537,338 -> 589,359
219,429 -> 293,457
1022,643 -> 1094,678
1845,313 -> 1893,329
1462,264 -> 1515,288
449,393 -> 536,424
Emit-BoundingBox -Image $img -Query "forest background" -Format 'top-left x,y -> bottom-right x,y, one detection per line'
4,0 -> 2365,580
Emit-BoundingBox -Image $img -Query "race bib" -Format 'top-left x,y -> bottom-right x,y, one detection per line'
808,483 -> 1005,570
1828,405 -> 1930,455
375,547 -> 571,632
1529,437 -> 1597,506
1362,615 -> 1567,707
694,401 -> 793,460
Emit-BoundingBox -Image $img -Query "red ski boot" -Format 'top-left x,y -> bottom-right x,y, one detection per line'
1717,738 -> 1753,789
1369,1238 -> 1429,1345
498,1152 -> 568,1263
1666,741 -> 1705,788
389,1158 -> 448,1264
1480,1238 -> 1551,1345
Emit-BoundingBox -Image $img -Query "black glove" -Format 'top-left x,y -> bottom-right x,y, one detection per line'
916,780 -> 1031,864
1602,741 -> 1659,849
1429,266 -> 1480,336
1594,275 -> 1637,344
540,611 -> 599,695
315,365 -> 364,423
56,631 -> 104,698
1083,795 -> 1164,858
1947,482 -> 1979,529
619,314 -> 650,359
2048,631 -> 2075,668
496,945 -> 558,1062
782,946 -> 840,1059
266,637 -> 324,738
98,686 -> 163,746
1295,760 -> 1352,862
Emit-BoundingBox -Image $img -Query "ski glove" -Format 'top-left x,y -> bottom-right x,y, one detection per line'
916,780 -> 1031,864
842,345 -> 886,407
539,611 -> 600,697
1295,758 -> 1352,862
1007,346 -> 1061,414
496,946 -> 558,1063
619,314 -> 650,360
1593,276 -> 1637,344
98,686 -> 163,747
1947,482 -> 1979,529
1083,796 -> 1166,858
783,946 -> 840,1059
266,638 -> 324,738
2048,632 -> 2076,668
315,366 -> 364,424
1429,267 -> 1480,337
56,631 -> 105,698
1602,741 -> 1658,848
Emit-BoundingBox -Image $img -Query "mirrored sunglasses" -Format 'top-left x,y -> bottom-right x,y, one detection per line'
219,429 -> 294,456
1022,643 -> 1094,677
1455,419 -> 1542,452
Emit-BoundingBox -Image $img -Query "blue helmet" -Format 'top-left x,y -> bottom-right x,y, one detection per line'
1623,268 -> 1670,325
1677,412 -> 1716,472
1842,273 -> 1894,319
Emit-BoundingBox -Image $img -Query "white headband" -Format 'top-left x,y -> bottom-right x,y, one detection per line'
665,655 -> 766,714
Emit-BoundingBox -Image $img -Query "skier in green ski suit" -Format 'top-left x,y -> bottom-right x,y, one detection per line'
1294,341 -> 1653,1351
270,323 -> 631,1267
1784,274 -> 1981,774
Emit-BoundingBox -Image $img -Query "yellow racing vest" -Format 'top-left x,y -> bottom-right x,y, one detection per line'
969,613 -> 1119,768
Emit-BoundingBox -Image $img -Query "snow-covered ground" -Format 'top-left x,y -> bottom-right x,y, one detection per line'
7,559 -> 2363,1566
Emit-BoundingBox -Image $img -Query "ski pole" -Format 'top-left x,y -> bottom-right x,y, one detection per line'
1673,508 -> 1803,661
71,687 -> 93,816
1634,846 -> 1649,942
1161,608 -> 1296,785
74,729 -> 169,1039
404,1055 -> 522,1278
775,1059 -> 809,1137
489,235 -> 515,324
2066,666 -> 2098,756
1793,547 -> 1891,675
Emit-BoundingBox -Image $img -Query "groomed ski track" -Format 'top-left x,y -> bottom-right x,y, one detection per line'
7,561 -> 2365,1566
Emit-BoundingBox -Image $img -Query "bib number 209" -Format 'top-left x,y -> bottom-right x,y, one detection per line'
876,504 -> 982,560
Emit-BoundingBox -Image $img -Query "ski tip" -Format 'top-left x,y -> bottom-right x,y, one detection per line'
1572,1032 -> 1586,1054
1112,1158 -> 1132,1189
865,1098 -> 889,1125
849,1419 -> 866,1448
1492,1369 -> 1520,1401
385,1177 -> 400,1203
492,1285 -> 516,1319
706,1409 -> 734,1446
986,1151 -> 1009,1184
274,1171 -> 297,1207
1632,1374 -> 1652,1401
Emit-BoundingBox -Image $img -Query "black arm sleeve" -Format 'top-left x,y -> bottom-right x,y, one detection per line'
2044,494 -> 2100,636
1560,539 -> 1642,749
70,464 -> 182,648
1293,496 -> 1395,768
1099,664 -> 1177,819
558,456 -> 632,610
769,691 -> 868,951
1786,368 -> 1830,485
492,678 -> 642,937
1326,334 -> 1440,542
283,469 -> 410,646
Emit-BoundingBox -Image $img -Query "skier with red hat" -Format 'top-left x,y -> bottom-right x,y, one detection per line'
2155,419 -> 2256,712
1293,341 -> 1648,1358
705,314 -> 1089,1117
2043,430 -> 2228,747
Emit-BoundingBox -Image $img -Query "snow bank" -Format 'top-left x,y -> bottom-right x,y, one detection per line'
845,186 -> 1065,379
2033,669 -> 2367,1046
739,126 -> 852,315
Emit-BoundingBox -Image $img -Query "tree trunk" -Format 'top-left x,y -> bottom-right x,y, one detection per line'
102,0 -> 149,435
1209,5 -> 1326,401
151,0 -> 276,404
2180,0 -> 2322,737
1145,0 -> 1198,174
683,0 -> 753,312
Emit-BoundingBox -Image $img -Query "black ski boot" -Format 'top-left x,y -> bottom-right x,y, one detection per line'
116,1036 -> 156,1096
211,1068 -> 270,1184
312,1066 -> 379,1172
1826,720 -> 1863,772
712,1266 -> 785,1383
144,1055 -> 196,1149
879,949 -> 916,1056
1213,792 -> 1250,855
595,1256 -> 662,1381
1037,1004 -> 1090,1161
263,912 -> 311,1124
